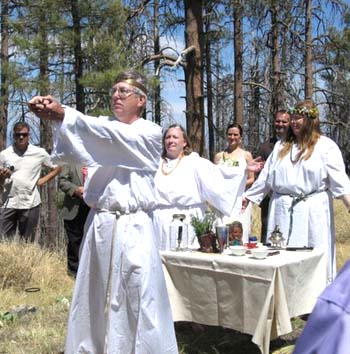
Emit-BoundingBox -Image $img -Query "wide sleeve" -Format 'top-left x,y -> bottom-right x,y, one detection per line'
323,138 -> 350,197
41,149 -> 58,169
193,155 -> 246,216
51,107 -> 162,171
244,143 -> 280,205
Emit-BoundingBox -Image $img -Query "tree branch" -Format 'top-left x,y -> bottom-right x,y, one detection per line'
142,45 -> 196,75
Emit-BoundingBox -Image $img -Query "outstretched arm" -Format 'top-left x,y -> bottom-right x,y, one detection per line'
28,95 -> 65,121
246,156 -> 264,174
213,152 -> 223,165
37,166 -> 62,186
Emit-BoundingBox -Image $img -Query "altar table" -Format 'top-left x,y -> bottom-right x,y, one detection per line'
160,249 -> 327,354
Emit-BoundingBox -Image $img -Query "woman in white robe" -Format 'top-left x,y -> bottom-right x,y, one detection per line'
29,71 -> 178,354
244,100 -> 350,283
154,125 -> 263,251
214,123 -> 255,243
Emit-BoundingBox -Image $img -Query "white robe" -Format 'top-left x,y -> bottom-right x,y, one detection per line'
153,152 -> 246,250
245,136 -> 350,282
51,107 -> 178,354
216,153 -> 251,243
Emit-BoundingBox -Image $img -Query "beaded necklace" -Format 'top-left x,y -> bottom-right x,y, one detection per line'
161,154 -> 184,176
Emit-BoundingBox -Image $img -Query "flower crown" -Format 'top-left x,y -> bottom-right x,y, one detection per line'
288,105 -> 319,119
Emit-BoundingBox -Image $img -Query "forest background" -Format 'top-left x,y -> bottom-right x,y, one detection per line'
1,0 -> 350,246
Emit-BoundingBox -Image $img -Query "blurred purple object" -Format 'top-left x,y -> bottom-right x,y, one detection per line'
293,260 -> 350,354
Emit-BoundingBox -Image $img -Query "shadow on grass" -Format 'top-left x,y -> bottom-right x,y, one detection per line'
175,322 -> 302,354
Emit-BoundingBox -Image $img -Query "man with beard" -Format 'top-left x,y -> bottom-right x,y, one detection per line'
257,110 -> 290,243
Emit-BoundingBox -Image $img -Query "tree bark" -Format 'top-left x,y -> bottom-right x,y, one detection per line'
304,0 -> 313,99
233,0 -> 243,127
71,0 -> 85,113
204,5 -> 215,161
271,2 -> 283,113
153,0 -> 161,125
37,9 -> 58,248
184,0 -> 204,155
0,0 -> 9,151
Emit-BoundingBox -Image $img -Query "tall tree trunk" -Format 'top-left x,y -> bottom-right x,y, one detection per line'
304,0 -> 313,99
215,43 -> 221,151
204,6 -> 214,161
248,60 -> 260,152
280,0 -> 291,111
271,2 -> 282,113
38,10 -> 57,248
153,0 -> 161,124
233,1 -> 243,127
0,0 -> 9,151
184,0 -> 204,155
71,0 -> 85,113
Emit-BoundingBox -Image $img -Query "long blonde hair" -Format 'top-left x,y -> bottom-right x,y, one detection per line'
279,100 -> 321,162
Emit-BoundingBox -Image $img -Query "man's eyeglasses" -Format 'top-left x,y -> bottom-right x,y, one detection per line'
14,132 -> 29,138
110,87 -> 136,99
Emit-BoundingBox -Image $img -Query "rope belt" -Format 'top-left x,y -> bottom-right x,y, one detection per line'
284,190 -> 327,245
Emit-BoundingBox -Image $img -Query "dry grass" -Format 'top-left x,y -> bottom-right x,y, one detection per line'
0,200 -> 348,354
0,240 -> 73,354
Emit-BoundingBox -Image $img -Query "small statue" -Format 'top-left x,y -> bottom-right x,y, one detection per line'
269,225 -> 285,248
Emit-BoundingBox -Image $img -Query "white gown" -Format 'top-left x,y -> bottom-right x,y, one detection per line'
216,153 -> 251,243
245,136 -> 350,282
51,107 -> 178,354
153,152 -> 246,250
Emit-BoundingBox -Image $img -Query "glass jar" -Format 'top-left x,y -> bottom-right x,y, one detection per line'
169,214 -> 188,251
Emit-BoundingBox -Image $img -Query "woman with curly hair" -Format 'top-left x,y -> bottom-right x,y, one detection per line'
243,99 -> 350,283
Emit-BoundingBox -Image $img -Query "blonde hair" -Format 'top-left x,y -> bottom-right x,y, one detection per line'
161,124 -> 192,159
279,100 -> 321,162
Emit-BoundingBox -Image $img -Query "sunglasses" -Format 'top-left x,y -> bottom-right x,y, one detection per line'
14,132 -> 29,138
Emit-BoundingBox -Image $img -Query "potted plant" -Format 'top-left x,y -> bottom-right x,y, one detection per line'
190,213 -> 217,253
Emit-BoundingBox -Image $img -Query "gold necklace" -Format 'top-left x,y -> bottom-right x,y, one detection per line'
161,154 -> 184,176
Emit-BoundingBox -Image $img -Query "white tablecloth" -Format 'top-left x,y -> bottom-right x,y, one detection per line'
161,249 -> 327,354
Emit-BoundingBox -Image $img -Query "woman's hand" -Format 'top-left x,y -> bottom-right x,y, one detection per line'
247,156 -> 264,173
241,196 -> 250,213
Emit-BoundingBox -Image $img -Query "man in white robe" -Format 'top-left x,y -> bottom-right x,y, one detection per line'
29,71 -> 178,354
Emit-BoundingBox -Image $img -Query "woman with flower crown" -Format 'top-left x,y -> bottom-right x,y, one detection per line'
153,124 -> 263,251
243,99 -> 350,283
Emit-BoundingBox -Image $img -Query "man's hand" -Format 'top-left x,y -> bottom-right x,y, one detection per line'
0,167 -> 13,184
247,156 -> 265,173
28,95 -> 65,121
74,186 -> 84,199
